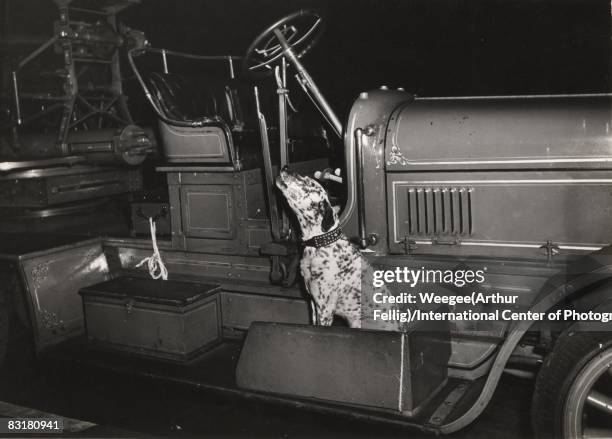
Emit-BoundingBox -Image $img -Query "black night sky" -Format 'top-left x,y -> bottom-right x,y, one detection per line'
2,0 -> 610,123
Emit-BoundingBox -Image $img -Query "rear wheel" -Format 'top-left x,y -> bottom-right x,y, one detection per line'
532,330 -> 612,438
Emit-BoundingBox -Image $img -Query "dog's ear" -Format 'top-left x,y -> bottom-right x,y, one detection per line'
320,199 -> 335,232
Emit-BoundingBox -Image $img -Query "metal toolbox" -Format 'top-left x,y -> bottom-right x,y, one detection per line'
79,276 -> 222,362
0,166 -> 143,207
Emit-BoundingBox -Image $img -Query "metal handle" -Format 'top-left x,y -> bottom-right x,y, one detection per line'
254,86 -> 283,242
354,128 -> 368,249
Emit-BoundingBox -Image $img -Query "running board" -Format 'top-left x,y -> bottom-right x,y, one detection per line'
236,322 -> 450,417
47,336 -> 488,434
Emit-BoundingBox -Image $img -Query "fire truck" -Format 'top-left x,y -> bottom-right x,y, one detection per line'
1,5 -> 611,438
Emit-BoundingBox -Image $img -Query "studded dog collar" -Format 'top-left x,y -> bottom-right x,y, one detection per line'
302,228 -> 344,248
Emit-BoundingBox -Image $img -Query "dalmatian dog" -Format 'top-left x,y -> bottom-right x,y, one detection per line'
275,167 -> 400,331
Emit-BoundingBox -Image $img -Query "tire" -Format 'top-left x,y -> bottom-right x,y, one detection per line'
532,329 -> 612,438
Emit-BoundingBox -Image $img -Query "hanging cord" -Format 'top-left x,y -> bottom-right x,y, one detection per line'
136,217 -> 168,280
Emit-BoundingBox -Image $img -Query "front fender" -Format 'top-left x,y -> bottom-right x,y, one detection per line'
440,252 -> 612,433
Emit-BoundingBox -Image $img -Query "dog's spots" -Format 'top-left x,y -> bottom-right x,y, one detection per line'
278,170 -> 403,331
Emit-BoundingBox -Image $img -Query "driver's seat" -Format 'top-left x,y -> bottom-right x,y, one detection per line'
147,71 -> 270,170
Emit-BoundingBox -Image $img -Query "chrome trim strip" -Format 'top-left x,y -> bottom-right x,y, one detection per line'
399,239 -> 603,252
416,93 -> 612,100
390,158 -> 612,166
393,179 -> 612,186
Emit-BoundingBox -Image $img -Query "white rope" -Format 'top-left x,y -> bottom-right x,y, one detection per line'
135,217 -> 168,280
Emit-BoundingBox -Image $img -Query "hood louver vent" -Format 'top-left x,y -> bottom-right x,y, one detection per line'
405,187 -> 473,236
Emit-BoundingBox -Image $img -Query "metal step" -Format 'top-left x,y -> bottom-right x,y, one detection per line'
47,336 -> 485,435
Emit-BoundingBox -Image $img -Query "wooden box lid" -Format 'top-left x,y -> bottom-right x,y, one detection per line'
79,276 -> 220,307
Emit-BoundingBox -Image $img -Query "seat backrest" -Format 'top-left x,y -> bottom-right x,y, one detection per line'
147,72 -> 241,126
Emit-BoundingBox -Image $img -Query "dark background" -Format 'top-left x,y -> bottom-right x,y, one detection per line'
1,0 -> 610,122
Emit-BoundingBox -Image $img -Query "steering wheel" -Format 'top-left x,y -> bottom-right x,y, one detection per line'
242,10 -> 325,78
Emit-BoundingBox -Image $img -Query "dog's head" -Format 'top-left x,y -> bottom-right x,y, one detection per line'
275,167 -> 339,240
